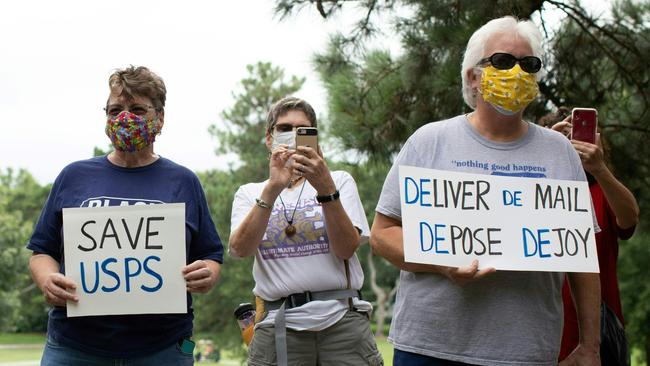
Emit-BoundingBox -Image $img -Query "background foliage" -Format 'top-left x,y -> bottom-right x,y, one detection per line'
1,0 -> 648,363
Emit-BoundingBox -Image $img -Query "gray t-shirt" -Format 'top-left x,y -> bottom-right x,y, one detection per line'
376,115 -> 588,366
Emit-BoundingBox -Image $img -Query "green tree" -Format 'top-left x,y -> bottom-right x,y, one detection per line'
331,161 -> 399,337
0,169 -> 50,332
277,0 -> 650,219
193,170 -> 255,357
93,145 -> 113,157
0,168 -> 51,224
193,62 -> 304,354
619,231 -> 650,365
208,61 -> 305,183
278,0 -> 554,163
545,0 -> 650,225
0,202 -> 33,331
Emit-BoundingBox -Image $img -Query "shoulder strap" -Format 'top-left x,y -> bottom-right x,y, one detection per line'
344,259 -> 353,309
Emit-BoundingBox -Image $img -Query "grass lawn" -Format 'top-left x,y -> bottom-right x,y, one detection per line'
0,333 -> 645,366
0,333 -> 45,345
191,338 -> 394,366
0,347 -> 44,363
0,333 -> 45,364
376,336 -> 394,366
0,333 -> 392,365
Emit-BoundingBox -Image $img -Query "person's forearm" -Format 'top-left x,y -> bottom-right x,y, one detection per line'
29,253 -> 61,290
370,214 -> 445,274
567,272 -> 601,350
321,200 -> 360,259
592,168 -> 639,229
229,183 -> 282,257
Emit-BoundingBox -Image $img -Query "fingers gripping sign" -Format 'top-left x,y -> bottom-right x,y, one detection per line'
442,259 -> 496,286
44,273 -> 79,306
183,260 -> 218,293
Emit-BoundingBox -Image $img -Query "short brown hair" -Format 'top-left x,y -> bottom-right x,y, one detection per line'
537,106 -> 570,128
107,66 -> 166,111
266,97 -> 317,135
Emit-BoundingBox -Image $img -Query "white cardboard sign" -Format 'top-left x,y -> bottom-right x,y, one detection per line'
63,203 -> 187,317
399,166 -> 599,272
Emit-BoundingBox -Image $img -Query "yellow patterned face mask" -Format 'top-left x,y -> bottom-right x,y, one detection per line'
479,64 -> 539,115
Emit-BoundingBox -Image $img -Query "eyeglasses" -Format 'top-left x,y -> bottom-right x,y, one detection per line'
274,124 -> 309,133
477,53 -> 542,74
104,104 -> 156,118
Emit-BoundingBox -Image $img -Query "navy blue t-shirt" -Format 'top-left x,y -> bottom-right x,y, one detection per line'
27,156 -> 223,358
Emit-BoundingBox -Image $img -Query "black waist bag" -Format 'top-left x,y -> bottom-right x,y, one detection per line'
600,302 -> 629,366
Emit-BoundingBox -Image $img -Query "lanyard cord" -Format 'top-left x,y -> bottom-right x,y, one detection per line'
278,179 -> 306,229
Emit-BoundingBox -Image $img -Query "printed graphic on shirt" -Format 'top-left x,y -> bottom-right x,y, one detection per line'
451,159 -> 547,178
81,196 -> 164,208
260,198 -> 329,260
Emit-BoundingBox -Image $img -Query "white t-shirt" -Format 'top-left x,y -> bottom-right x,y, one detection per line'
230,170 -> 372,331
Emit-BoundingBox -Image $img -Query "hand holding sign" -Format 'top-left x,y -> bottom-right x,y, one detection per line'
42,272 -> 79,306
183,259 -> 220,293
441,259 -> 496,286
30,253 -> 79,307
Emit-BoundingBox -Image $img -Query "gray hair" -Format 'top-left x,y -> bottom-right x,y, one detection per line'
461,16 -> 545,109
266,97 -> 317,135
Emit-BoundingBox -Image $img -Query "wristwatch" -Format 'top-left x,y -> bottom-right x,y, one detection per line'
316,190 -> 340,204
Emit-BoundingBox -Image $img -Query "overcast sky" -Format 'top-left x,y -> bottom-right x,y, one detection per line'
0,1 -> 609,185
0,0 -> 381,184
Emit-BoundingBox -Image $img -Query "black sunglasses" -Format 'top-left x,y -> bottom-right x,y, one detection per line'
477,52 -> 542,74
274,124 -> 296,133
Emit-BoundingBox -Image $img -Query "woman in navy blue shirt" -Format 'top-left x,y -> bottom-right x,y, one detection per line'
27,66 -> 223,365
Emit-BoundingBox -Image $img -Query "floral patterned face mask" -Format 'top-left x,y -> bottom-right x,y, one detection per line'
105,111 -> 159,152
479,64 -> 539,115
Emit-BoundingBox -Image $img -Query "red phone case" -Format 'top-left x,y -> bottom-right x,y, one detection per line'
571,108 -> 597,144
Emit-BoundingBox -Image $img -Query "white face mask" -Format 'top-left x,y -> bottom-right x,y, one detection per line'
492,104 -> 518,116
271,131 -> 296,151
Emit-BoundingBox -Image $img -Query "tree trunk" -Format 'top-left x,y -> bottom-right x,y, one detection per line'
374,290 -> 387,338
366,250 -> 398,338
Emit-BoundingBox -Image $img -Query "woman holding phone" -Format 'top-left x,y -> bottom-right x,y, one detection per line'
548,110 -> 639,362
228,97 -> 382,366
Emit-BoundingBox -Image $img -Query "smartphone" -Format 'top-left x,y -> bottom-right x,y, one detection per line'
571,108 -> 597,144
295,127 -> 318,150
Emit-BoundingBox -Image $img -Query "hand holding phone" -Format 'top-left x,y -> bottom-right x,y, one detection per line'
571,108 -> 597,144
295,127 -> 318,152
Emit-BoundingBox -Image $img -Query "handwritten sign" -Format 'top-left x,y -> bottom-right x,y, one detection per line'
399,166 -> 599,272
63,203 -> 186,317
